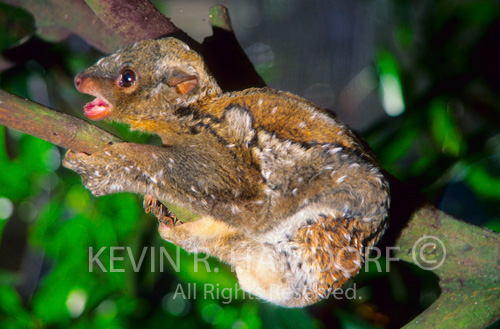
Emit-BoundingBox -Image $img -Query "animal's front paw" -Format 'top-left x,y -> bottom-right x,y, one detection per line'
63,150 -> 90,172
63,150 -> 119,196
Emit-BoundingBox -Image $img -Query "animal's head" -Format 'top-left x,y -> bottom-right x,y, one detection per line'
74,38 -> 221,122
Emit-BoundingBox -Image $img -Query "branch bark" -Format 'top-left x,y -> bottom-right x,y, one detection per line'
0,1 -> 498,328
383,175 -> 500,328
84,0 -> 180,45
398,210 -> 500,328
0,90 -> 121,154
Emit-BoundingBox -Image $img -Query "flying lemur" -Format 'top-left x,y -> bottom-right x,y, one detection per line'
63,38 -> 390,307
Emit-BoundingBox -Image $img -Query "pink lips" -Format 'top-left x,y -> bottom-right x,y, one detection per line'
84,97 -> 112,121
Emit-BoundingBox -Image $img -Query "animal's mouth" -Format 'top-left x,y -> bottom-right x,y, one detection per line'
84,97 -> 112,121
75,75 -> 113,121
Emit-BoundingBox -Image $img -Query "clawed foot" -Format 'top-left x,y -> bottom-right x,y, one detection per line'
143,194 -> 182,227
63,150 -> 115,196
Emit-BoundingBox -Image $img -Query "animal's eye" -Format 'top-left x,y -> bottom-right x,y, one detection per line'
119,69 -> 136,88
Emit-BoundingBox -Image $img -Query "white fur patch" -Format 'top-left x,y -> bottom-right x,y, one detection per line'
256,204 -> 338,244
224,107 -> 255,145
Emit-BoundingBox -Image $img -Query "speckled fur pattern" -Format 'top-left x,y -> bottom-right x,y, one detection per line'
64,38 -> 390,307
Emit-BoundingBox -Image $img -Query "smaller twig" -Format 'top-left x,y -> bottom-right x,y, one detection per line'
209,5 -> 234,32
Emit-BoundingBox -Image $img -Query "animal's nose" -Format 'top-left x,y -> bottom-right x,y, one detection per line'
74,76 -> 83,89
74,75 -> 95,94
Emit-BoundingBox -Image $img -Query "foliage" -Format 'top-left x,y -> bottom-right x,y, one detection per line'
0,0 -> 499,328
368,0 -> 500,227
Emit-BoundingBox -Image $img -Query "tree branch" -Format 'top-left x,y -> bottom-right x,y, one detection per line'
83,0 -> 181,46
0,90 -> 121,154
383,174 -> 500,328
398,209 -> 500,328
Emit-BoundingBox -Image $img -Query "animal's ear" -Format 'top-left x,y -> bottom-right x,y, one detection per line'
167,74 -> 198,95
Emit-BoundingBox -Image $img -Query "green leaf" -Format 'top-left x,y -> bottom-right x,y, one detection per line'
376,50 -> 405,117
96,194 -> 142,239
378,128 -> 418,172
465,161 -> 500,199
429,99 -> 465,157
0,129 -> 54,200
0,285 -> 36,327
29,199 -> 64,249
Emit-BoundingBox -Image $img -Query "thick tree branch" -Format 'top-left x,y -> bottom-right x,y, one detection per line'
84,0 -> 181,46
383,175 -> 500,328
397,206 -> 500,328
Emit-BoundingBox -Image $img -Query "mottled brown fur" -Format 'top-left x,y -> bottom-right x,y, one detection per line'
64,38 -> 390,307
